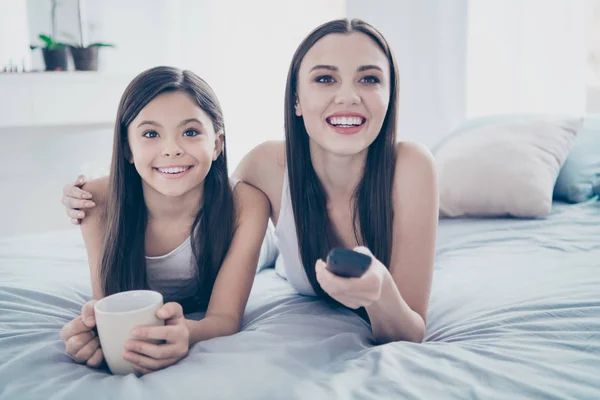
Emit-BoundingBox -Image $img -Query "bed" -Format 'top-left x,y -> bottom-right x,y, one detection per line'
1,197 -> 598,399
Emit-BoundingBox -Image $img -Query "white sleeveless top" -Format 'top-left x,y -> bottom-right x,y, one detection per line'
274,169 -> 317,296
145,178 -> 242,303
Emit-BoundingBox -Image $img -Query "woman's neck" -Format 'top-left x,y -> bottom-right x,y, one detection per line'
142,183 -> 203,223
309,141 -> 367,203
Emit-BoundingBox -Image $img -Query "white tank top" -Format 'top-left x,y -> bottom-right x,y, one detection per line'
145,178 -> 242,303
274,169 -> 317,296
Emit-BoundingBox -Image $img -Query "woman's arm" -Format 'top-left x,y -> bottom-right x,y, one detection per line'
187,182 -> 270,343
314,141 -> 438,344
365,142 -> 438,343
62,175 -> 107,224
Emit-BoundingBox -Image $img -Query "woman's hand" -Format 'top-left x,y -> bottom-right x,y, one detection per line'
61,175 -> 96,224
315,246 -> 388,309
123,302 -> 190,375
60,300 -> 104,368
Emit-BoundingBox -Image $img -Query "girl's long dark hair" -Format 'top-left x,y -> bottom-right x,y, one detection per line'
284,19 -> 399,301
101,66 -> 235,312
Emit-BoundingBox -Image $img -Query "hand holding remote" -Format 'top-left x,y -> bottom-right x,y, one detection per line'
315,246 -> 388,309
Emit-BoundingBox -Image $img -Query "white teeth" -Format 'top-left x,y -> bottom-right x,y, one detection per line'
157,166 -> 188,174
328,116 -> 364,126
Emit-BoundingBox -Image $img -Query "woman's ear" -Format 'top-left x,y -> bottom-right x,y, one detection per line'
295,95 -> 302,117
213,132 -> 224,161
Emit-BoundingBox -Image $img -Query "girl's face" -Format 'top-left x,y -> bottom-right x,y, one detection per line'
295,32 -> 391,157
127,91 -> 223,198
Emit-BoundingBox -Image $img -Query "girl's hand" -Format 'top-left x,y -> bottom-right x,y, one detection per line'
61,175 -> 96,224
60,300 -> 105,368
123,302 -> 190,375
315,246 -> 388,309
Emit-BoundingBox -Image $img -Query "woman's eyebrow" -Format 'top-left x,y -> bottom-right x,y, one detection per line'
357,65 -> 383,72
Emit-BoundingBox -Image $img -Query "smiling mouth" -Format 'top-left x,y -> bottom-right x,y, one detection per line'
326,116 -> 366,128
153,166 -> 193,175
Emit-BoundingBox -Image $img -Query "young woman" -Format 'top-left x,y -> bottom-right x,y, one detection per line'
59,66 -> 270,375
62,19 -> 438,345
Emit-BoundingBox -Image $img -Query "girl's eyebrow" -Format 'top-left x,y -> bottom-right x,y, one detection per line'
137,120 -> 162,128
310,65 -> 338,72
178,118 -> 204,127
136,118 -> 203,129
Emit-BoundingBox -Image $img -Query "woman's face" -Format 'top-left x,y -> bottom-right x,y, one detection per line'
295,32 -> 391,157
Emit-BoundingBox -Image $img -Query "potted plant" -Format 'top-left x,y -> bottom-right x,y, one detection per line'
69,0 -> 114,71
69,43 -> 114,71
30,0 -> 69,71
33,34 -> 70,71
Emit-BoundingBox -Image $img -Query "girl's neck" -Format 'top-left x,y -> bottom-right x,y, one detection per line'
309,141 -> 367,203
142,183 -> 203,223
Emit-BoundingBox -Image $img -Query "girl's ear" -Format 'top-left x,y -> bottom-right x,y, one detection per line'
124,142 -> 134,164
213,132 -> 224,161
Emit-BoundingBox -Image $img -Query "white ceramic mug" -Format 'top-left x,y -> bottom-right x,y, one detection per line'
94,290 -> 164,375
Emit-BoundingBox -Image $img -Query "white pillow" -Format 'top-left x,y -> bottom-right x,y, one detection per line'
435,118 -> 582,218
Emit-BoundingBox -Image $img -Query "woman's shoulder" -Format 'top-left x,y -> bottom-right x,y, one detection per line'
232,140 -> 286,207
393,141 -> 437,196
231,181 -> 270,222
245,140 -> 286,171
394,141 -> 435,167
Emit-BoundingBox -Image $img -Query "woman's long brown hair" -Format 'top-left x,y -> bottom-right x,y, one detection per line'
284,19 -> 399,302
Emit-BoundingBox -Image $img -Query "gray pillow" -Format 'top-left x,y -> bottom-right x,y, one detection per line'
435,118 -> 581,218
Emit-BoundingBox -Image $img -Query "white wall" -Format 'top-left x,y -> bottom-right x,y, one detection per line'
346,0 -> 468,147
0,0 -> 31,71
466,0 -> 587,117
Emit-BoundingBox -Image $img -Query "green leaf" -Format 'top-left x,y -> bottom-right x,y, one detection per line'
88,42 -> 115,48
38,34 -> 54,47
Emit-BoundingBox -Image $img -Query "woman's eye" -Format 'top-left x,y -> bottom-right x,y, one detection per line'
143,130 -> 159,138
315,75 -> 335,84
360,76 -> 381,84
183,129 -> 200,137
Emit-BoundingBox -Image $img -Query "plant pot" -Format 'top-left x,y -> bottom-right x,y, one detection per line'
71,46 -> 99,71
42,47 -> 69,71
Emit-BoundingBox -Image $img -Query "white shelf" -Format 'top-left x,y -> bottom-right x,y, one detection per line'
0,72 -> 135,128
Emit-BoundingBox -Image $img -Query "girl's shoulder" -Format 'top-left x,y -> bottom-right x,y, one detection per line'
82,176 -> 109,219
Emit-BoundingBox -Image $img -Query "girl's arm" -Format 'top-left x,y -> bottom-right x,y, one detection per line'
186,182 -> 271,343
60,179 -> 108,367
77,179 -> 109,300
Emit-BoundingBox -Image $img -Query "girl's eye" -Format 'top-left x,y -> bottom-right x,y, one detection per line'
360,76 -> 381,84
183,129 -> 200,137
143,130 -> 159,138
315,75 -> 335,84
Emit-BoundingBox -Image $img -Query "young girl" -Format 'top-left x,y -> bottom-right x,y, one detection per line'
62,19 -> 438,345
59,66 -> 270,375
